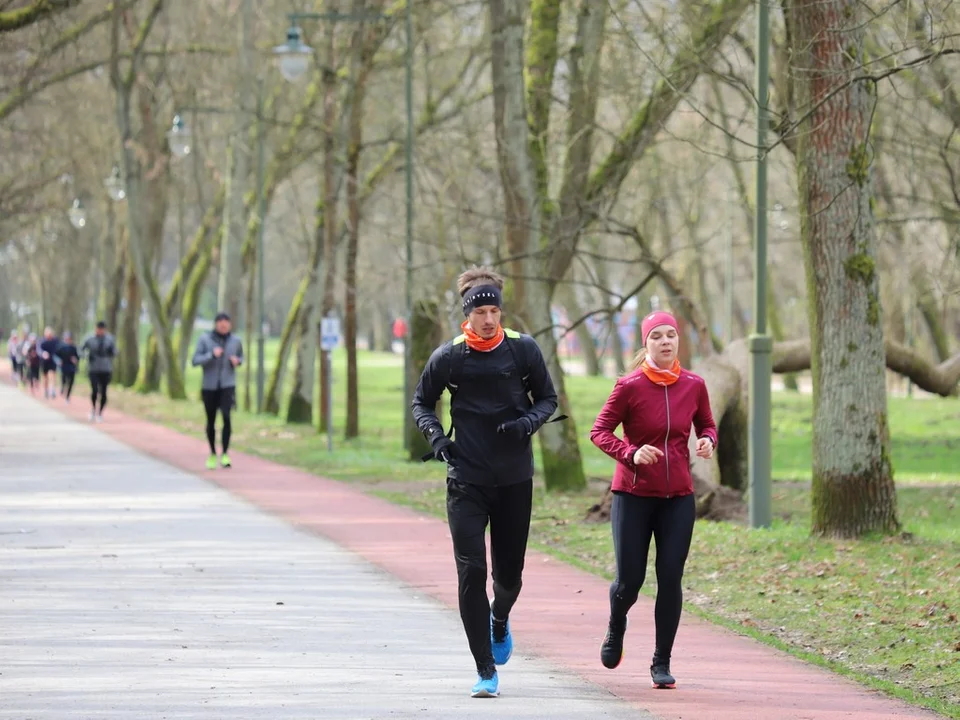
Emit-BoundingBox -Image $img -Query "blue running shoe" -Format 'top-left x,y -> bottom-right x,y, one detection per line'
471,669 -> 499,698
491,611 -> 513,665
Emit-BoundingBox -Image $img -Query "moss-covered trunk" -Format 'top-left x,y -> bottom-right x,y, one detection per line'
406,299 -> 445,460
117,259 -> 140,388
788,0 -> 899,537
264,280 -> 304,415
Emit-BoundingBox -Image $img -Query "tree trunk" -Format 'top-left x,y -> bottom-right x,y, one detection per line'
489,0 -> 589,491
406,298 -> 445,460
265,281 -> 304,415
117,258 -> 140,387
104,223 -> 126,335
217,0 -> 255,321
561,284 -> 600,376
788,0 -> 899,537
286,273 -> 320,424
175,240 -> 216,377
343,59 -> 367,440
243,255 -> 255,412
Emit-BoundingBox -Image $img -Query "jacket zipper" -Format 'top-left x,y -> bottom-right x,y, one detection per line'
663,385 -> 671,497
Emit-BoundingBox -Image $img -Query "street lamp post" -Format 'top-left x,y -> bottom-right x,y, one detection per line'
749,0 -> 773,529
274,4 -> 414,449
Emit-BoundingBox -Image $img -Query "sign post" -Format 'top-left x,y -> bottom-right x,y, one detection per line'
320,314 -> 340,452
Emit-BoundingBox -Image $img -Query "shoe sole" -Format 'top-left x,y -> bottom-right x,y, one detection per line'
652,681 -> 676,689
470,689 -> 499,698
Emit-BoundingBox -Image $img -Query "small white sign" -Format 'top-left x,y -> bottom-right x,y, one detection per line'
321,316 -> 340,351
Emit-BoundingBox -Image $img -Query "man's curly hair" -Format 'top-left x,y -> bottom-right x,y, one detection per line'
456,266 -> 504,297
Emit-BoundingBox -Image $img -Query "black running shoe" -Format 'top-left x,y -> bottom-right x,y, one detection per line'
600,616 -> 627,669
650,658 -> 676,689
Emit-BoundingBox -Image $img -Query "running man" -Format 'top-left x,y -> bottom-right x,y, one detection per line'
411,266 -> 560,698
81,321 -> 117,423
39,327 -> 60,399
57,331 -> 80,403
191,312 -> 243,470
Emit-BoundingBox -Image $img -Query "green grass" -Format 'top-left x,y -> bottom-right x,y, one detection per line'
96,346 -> 960,718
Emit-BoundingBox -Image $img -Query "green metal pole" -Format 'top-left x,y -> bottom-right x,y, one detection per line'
402,0 -> 414,451
749,0 -> 773,529
255,77 -> 267,414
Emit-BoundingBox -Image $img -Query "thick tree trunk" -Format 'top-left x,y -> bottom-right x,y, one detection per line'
117,259 -> 140,388
265,281 -> 303,415
287,263 -> 321,424
104,224 -> 125,335
343,58 -> 367,440
175,241 -> 215,377
788,0 -> 899,537
489,0 -> 590,491
406,298 -> 445,460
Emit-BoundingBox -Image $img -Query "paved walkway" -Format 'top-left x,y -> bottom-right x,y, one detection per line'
0,384 -> 944,719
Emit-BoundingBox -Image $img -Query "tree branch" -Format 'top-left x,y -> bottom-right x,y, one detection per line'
768,339 -> 960,396
0,0 -> 81,33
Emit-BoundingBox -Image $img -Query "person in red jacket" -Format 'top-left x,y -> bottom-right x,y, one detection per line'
590,310 -> 717,689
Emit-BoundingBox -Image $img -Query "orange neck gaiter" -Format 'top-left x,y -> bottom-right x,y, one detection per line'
461,320 -> 505,352
640,357 -> 682,386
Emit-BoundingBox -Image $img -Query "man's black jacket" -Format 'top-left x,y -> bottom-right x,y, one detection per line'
411,330 -> 558,486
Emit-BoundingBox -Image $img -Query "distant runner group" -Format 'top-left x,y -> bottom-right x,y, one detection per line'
6,321 -> 116,422
6,313 -> 242,470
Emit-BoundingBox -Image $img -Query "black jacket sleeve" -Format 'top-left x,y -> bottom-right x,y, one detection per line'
411,342 -> 452,435
519,335 -> 558,433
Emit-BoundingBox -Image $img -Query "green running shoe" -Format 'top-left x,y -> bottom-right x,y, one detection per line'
221,453 -> 232,468
206,454 -> 218,470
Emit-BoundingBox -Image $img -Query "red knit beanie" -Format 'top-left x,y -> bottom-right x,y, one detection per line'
641,311 -> 679,345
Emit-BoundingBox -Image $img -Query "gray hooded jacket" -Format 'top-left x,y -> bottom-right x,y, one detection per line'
192,331 -> 243,390
81,333 -> 117,374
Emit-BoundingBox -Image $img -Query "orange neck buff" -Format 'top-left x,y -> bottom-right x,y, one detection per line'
640,356 -> 682,386
461,320 -> 505,352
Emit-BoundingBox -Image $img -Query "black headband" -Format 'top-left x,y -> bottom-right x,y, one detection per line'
461,284 -> 502,316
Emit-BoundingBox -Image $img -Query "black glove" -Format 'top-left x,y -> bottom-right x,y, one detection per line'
426,425 -> 455,463
497,417 -> 532,440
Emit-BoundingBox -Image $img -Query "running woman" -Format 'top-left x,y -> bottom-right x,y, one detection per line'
23,335 -> 41,395
81,321 -> 117,422
191,312 -> 243,470
39,327 -> 60,399
7,330 -> 19,384
590,310 -> 717,689
57,331 -> 80,403
412,266 -> 559,698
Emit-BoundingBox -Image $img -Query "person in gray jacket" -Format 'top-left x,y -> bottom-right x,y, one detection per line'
81,321 -> 117,423
192,312 -> 243,470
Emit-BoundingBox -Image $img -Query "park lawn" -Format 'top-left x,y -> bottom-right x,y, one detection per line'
94,348 -> 959,717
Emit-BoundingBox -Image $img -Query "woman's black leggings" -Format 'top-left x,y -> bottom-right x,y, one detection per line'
609,492 -> 696,661
61,370 -> 76,399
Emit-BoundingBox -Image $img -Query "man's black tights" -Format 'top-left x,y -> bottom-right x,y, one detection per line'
202,388 -> 233,454
446,478 -> 532,673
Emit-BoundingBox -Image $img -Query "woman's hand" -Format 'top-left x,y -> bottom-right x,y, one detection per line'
696,437 -> 714,459
633,445 -> 664,465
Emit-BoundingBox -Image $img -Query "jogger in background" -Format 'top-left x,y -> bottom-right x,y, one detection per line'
82,321 -> 117,422
192,312 -> 243,470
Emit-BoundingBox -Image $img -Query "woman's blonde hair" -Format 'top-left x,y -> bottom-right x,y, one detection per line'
457,265 -> 504,297
629,347 -> 647,372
